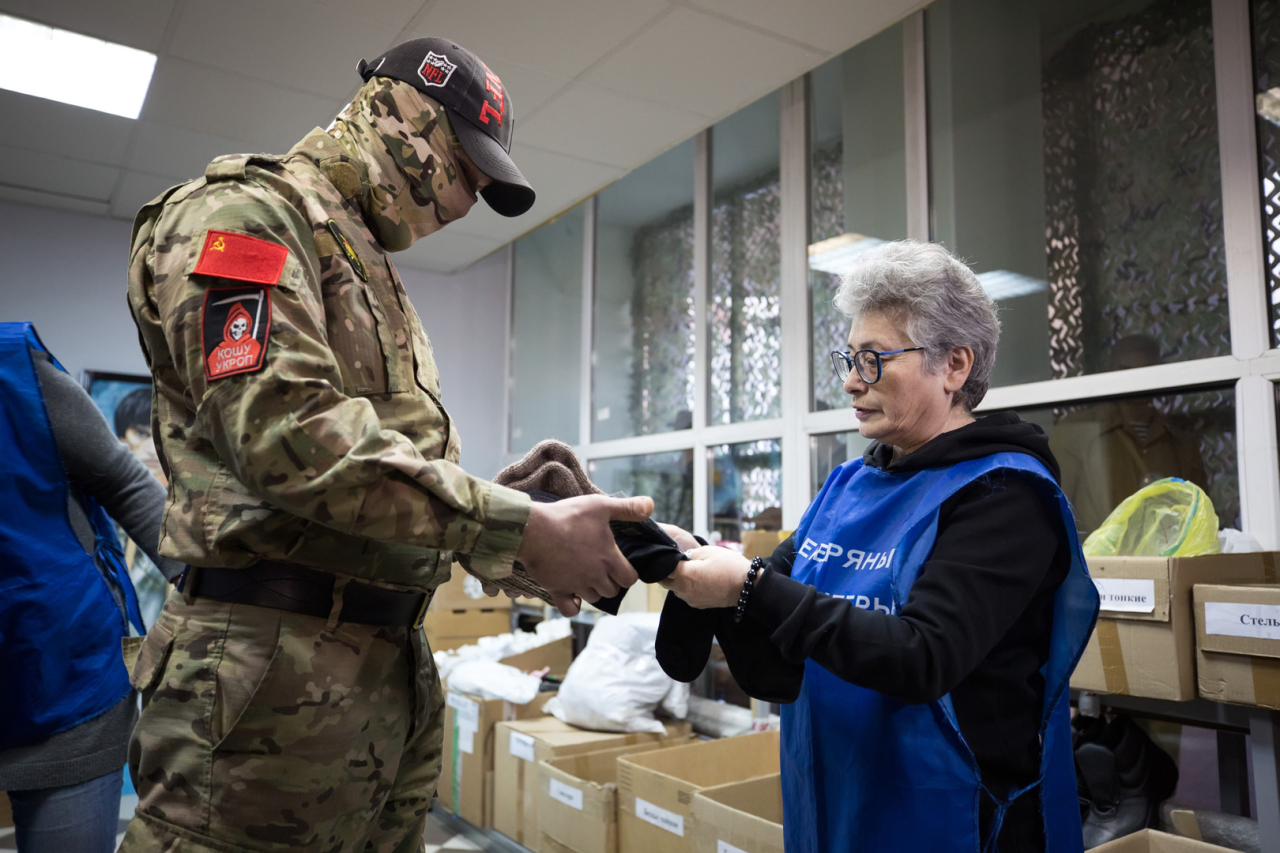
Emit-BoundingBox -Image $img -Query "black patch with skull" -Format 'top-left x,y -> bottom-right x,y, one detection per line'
201,284 -> 271,381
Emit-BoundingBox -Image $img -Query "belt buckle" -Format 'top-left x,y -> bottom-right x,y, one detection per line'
412,591 -> 431,630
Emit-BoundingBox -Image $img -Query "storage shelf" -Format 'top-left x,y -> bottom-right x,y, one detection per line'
1074,690 -> 1280,852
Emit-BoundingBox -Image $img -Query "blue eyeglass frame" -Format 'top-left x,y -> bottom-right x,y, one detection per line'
830,347 -> 926,385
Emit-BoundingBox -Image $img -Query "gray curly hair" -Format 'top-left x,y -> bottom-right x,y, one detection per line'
834,240 -> 1000,411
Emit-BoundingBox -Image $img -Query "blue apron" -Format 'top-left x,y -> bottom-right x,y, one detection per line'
0,322 -> 145,750
781,452 -> 1099,852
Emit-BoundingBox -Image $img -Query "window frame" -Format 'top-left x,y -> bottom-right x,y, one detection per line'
502,1 -> 1280,549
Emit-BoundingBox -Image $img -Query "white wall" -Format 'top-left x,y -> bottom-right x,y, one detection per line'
398,251 -> 510,480
0,199 -> 141,378
0,197 -> 510,480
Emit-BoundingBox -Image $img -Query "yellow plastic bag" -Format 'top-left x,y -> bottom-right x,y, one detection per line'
1082,478 -> 1220,558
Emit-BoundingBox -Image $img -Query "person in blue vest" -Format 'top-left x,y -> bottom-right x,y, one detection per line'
660,241 -> 1100,853
0,322 -> 183,853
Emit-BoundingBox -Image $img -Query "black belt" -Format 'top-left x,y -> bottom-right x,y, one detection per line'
182,561 -> 430,627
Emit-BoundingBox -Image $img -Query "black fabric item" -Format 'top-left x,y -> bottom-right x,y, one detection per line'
726,412 -> 1070,852
190,562 -> 427,627
357,38 -> 534,216
596,518 -> 686,614
656,592 -> 716,681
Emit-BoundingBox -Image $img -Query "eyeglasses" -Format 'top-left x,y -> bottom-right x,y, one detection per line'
830,347 -> 926,385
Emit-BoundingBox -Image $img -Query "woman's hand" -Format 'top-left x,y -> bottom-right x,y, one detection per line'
661,545 -> 752,609
658,523 -> 700,551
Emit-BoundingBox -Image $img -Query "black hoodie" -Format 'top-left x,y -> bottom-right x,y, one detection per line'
741,412 -> 1071,851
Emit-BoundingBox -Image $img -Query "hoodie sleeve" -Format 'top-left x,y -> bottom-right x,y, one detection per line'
745,473 -> 1064,703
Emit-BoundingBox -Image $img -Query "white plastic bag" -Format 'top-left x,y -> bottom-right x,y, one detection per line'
1219,528 -> 1264,554
445,660 -> 541,704
545,613 -> 687,734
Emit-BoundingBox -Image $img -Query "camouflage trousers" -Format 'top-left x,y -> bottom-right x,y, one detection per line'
117,587 -> 446,853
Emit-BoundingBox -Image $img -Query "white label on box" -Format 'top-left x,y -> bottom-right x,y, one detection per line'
549,778 -> 584,810
636,797 -> 684,836
509,731 -> 536,762
447,692 -> 479,726
457,723 -> 476,755
718,842 -> 748,853
1093,578 -> 1157,613
1205,602 -> 1280,640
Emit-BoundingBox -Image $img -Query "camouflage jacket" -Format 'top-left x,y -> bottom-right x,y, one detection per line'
126,128 -> 529,591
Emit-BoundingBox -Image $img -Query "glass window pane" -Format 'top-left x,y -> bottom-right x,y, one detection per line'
809,24 -> 909,413
1012,387 -> 1238,536
927,0 -> 1229,387
809,430 -> 874,498
509,206 -> 583,454
586,451 -> 694,532
708,439 -> 782,543
1252,0 -> 1280,346
710,92 -> 782,424
594,141 -> 696,441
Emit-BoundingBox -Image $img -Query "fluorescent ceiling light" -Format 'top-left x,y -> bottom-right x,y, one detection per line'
808,234 -> 1047,301
0,14 -> 156,119
807,232 -> 885,275
975,270 -> 1048,300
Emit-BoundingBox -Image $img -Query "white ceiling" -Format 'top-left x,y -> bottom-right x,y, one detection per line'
0,0 -> 927,273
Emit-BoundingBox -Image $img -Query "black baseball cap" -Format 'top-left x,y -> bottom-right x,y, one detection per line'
357,38 -> 535,217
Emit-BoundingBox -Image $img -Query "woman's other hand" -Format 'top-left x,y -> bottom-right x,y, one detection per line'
661,545 -> 752,609
658,523 -> 700,551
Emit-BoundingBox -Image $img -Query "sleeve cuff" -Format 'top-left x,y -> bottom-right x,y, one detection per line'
464,482 -> 532,580
747,568 -> 812,632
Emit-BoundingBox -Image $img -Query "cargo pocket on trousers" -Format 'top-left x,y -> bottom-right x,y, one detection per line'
211,604 -> 283,750
129,618 -> 176,709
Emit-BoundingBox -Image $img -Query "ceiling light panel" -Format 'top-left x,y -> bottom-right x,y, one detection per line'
0,14 -> 157,119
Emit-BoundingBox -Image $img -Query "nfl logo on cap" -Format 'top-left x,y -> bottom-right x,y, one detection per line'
418,51 -> 456,88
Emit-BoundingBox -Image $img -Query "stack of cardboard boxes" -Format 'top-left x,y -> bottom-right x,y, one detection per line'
494,718 -> 692,850
423,568 -> 514,652
1068,551 -> 1278,700
437,637 -> 574,827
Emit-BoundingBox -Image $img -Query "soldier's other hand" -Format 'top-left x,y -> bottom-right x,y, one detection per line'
517,495 -> 653,616
479,580 -> 523,599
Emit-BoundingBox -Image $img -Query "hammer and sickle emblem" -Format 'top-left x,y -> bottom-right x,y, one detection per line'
211,235 -> 227,252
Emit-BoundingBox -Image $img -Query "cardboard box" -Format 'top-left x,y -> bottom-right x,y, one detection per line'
431,565 -> 513,611
494,718 -> 692,851
1090,828 -> 1238,852
437,637 -> 573,826
741,531 -> 791,561
1195,583 -> 1280,709
423,608 -> 511,653
690,774 -> 782,853
617,731 -> 780,853
538,741 -> 672,853
1070,552 -> 1279,700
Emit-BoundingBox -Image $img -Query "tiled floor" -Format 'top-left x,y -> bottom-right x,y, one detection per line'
0,796 -> 498,852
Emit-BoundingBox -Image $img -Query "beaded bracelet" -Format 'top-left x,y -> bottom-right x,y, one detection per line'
734,557 -> 764,623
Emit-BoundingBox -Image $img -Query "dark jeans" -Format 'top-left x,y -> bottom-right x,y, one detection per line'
9,769 -> 120,853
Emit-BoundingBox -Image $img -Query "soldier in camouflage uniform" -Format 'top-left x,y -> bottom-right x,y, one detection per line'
118,38 -> 648,853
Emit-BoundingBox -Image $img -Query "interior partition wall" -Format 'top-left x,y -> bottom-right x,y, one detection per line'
505,0 -> 1280,553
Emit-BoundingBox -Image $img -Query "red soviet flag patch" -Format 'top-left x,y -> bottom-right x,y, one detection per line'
201,286 -> 270,381
193,230 -> 288,285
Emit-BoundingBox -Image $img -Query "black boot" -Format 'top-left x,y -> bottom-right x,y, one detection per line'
1078,715 -> 1179,848
1073,713 -> 1108,820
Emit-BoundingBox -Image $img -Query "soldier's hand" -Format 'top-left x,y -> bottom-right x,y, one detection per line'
517,495 -> 653,616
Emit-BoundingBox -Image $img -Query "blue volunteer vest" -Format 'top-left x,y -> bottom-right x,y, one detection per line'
782,452 -> 1099,853
0,323 -> 145,750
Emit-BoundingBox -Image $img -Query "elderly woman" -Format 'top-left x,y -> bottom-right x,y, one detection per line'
661,241 -> 1098,853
